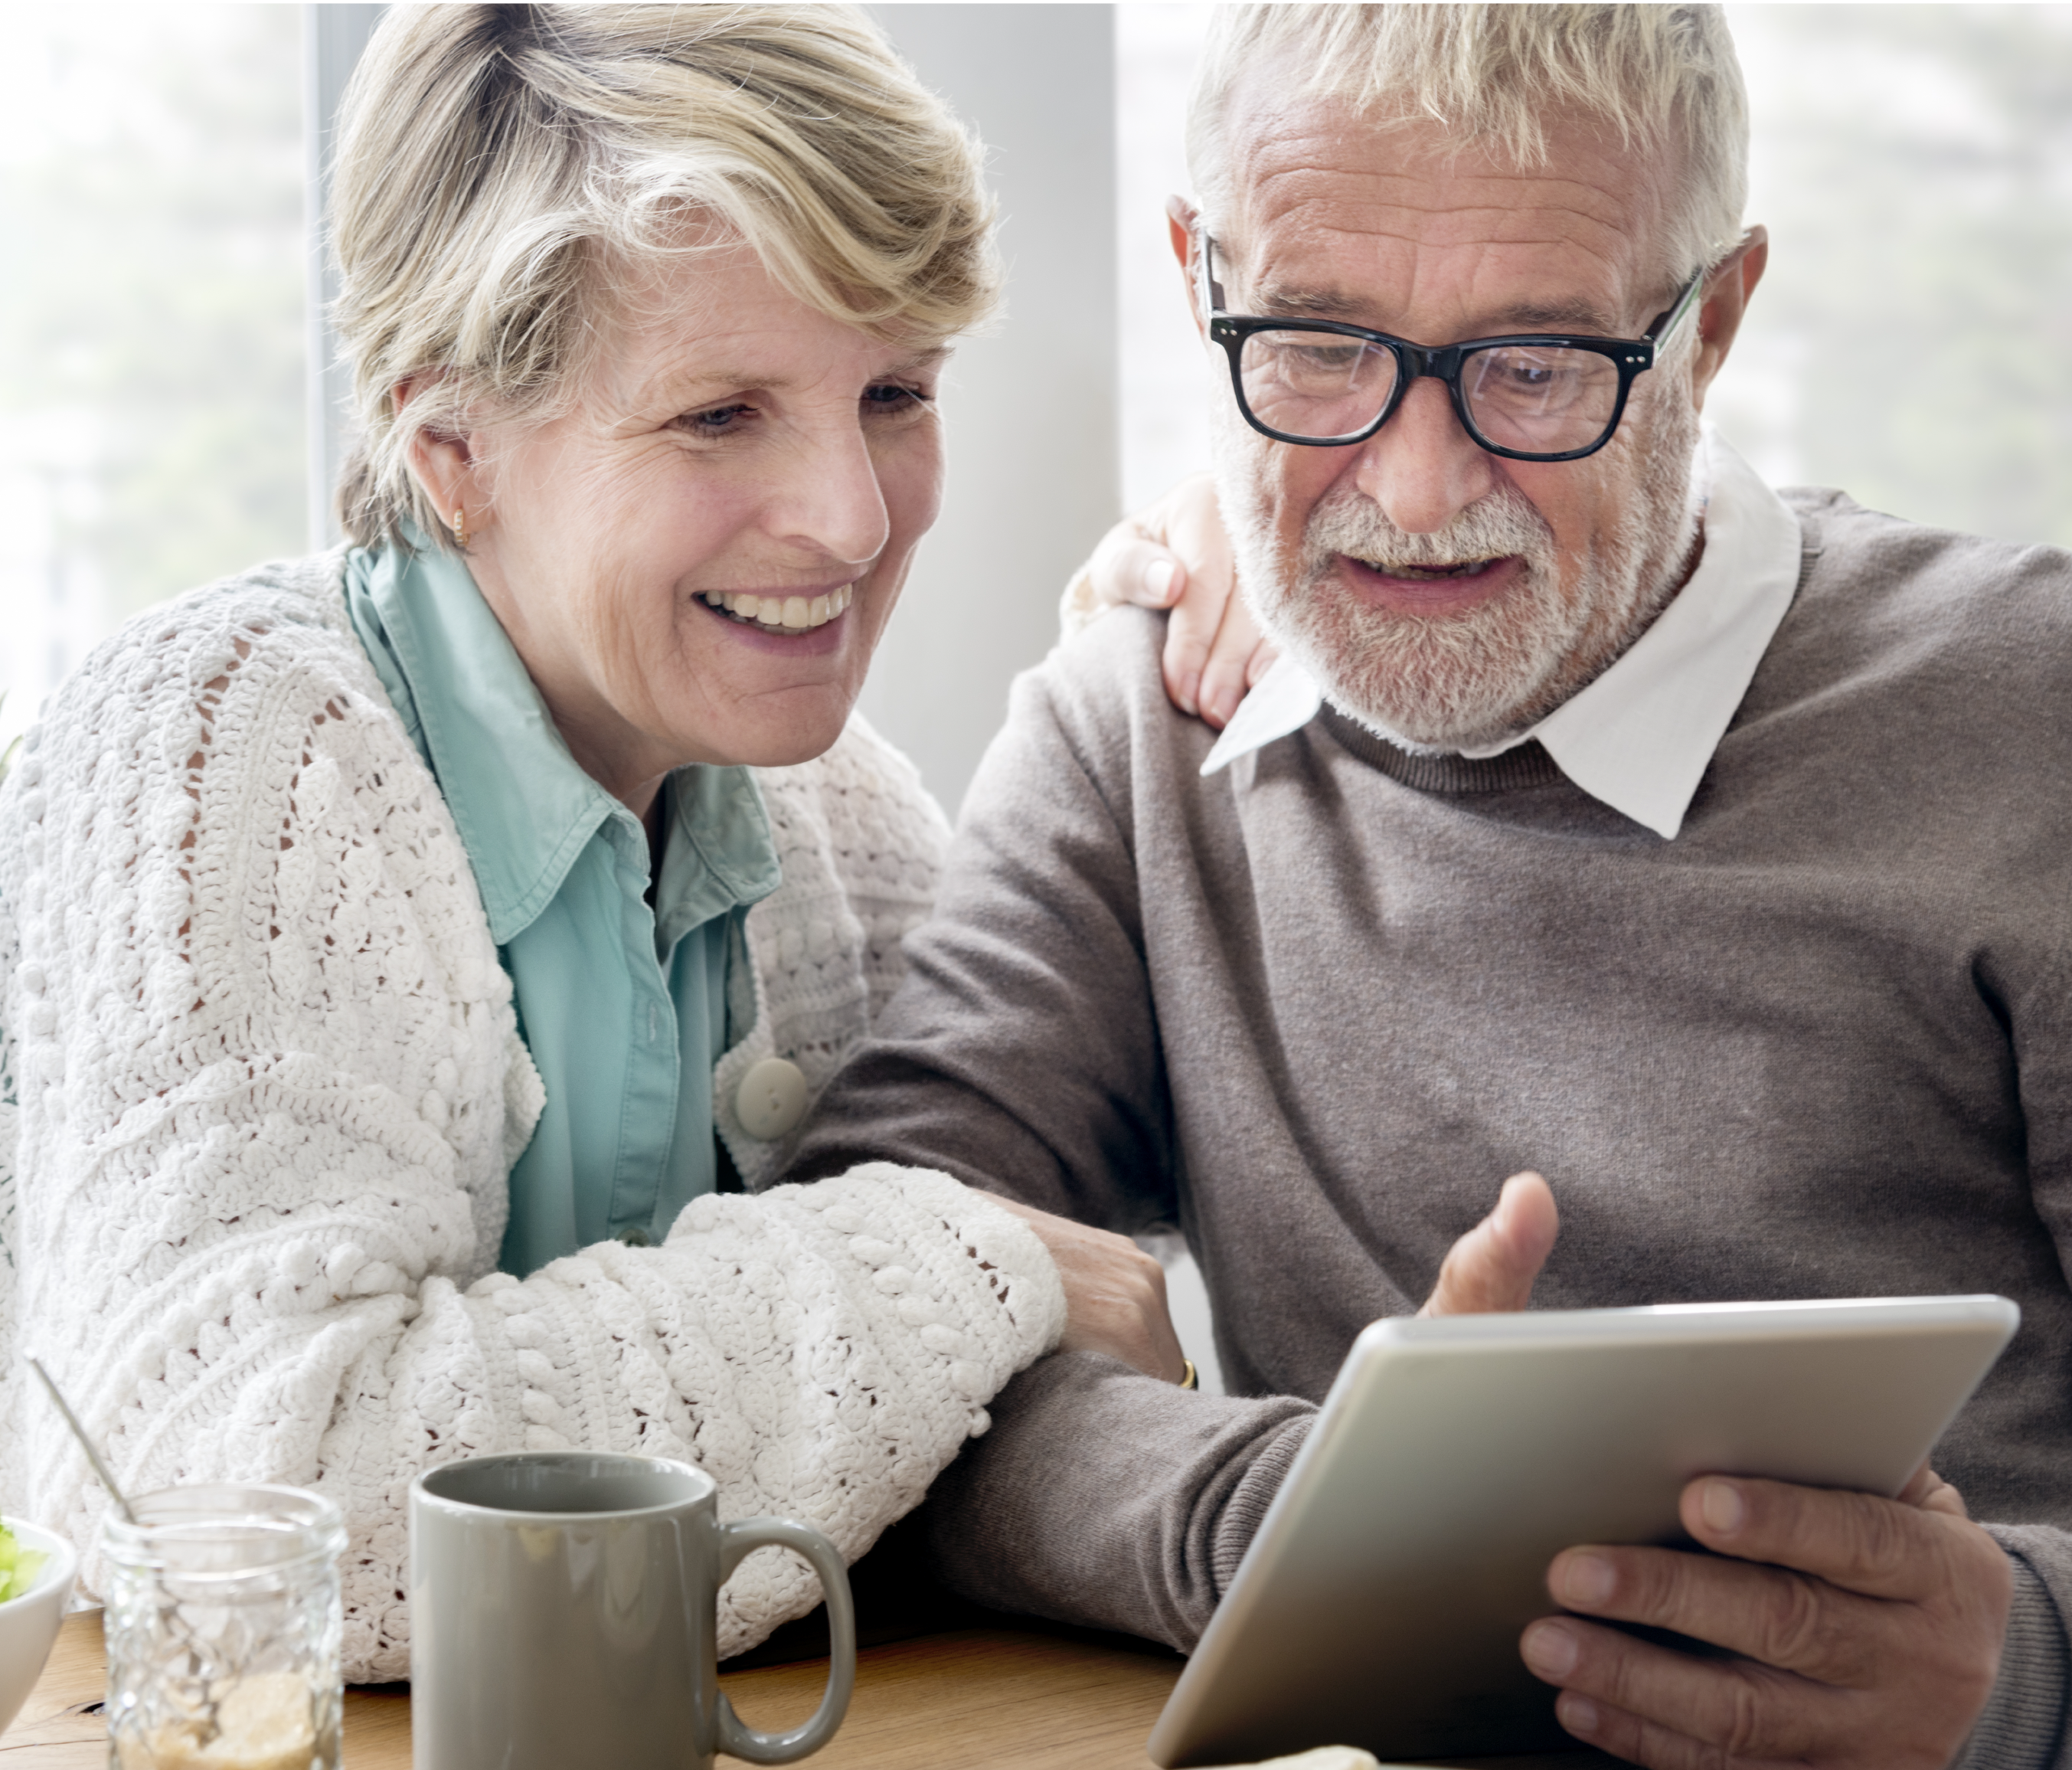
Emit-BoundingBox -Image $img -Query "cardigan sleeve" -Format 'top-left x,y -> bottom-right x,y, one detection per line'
0,564 -> 1064,1680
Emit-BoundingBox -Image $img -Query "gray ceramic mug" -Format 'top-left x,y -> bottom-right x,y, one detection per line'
410,1451 -> 855,1770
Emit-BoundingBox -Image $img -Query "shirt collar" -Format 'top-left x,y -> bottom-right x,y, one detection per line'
652,764 -> 783,959
1199,430 -> 1806,839
343,535 -> 778,943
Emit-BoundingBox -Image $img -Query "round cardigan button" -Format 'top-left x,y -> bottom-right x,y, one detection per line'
735,1057 -> 809,1140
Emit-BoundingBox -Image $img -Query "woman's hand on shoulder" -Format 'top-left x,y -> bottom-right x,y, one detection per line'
1067,473 -> 1275,731
986,1194 -> 1190,1384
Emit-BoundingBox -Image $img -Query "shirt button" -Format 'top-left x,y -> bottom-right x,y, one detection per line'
618,1227 -> 650,1248
735,1057 -> 809,1141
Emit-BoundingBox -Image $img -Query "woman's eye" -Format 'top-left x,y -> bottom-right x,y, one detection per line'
682,403 -> 755,436
863,382 -> 929,412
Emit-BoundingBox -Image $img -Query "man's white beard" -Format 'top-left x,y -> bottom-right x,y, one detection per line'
1216,384 -> 1702,753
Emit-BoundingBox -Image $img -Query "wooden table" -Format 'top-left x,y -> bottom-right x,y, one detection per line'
0,1611 -> 1618,1768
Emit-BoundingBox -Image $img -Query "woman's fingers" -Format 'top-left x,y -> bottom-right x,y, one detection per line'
1155,475 -> 1241,721
1081,473 -> 1267,726
1159,561 -> 1234,720
1192,592 -> 1274,730
1090,532 -> 1187,610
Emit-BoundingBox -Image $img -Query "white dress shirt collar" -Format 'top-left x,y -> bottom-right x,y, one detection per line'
1198,430 -> 1806,839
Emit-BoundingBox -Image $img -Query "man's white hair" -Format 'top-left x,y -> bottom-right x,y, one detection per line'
1188,3 -> 1748,285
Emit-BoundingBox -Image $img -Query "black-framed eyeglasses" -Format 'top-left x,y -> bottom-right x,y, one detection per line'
1198,234 -> 1708,463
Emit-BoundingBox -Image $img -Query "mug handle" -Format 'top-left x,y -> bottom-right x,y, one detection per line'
715,1517 -> 857,1764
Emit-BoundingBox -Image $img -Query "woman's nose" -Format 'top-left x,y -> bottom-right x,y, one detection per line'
1351,375 -> 1499,535
770,422 -> 891,567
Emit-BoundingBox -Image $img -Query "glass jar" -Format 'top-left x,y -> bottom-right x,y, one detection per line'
100,1484 -> 346,1770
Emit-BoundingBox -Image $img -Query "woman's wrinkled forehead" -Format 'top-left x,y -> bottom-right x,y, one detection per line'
563,242 -> 952,427
583,224 -> 954,378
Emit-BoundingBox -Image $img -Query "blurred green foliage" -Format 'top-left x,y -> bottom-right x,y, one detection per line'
1720,4 -> 2072,548
0,5 -> 306,623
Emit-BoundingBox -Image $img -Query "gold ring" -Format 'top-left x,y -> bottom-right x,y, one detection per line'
1180,1359 -> 1198,1392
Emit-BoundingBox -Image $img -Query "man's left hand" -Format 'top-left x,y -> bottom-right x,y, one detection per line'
984,1194 -> 1190,1384
1519,1462 -> 2012,1768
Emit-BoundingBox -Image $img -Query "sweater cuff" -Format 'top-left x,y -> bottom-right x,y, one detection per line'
1956,1549 -> 2069,1770
885,1165 -> 1070,1365
1210,1415 -> 1312,1596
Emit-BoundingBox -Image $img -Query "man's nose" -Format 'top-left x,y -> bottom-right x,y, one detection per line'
771,422 -> 891,567
1351,375 -> 1501,535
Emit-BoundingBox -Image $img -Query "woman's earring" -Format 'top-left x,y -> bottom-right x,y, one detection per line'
451,508 -> 469,550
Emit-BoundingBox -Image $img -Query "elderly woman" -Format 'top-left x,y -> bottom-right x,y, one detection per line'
0,4 -> 1210,1677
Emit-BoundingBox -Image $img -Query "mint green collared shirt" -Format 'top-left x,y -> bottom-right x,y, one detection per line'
344,540 -> 782,1277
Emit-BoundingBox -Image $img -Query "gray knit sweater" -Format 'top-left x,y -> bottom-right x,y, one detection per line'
793,489 -> 2072,1768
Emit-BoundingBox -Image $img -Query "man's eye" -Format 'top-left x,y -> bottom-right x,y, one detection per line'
1292,345 -> 1365,372
863,383 -> 928,411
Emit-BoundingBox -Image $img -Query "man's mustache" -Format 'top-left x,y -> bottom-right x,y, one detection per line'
1304,486 -> 1555,578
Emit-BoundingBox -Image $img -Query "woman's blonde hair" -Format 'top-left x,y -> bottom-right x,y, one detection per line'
331,4 -> 998,548
1189,4 -> 1747,289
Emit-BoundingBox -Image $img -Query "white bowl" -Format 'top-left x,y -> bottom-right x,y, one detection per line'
0,1517 -> 78,1739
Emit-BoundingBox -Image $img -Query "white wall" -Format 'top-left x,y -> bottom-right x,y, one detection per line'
861,5 -> 1120,817
1116,3 -> 1216,513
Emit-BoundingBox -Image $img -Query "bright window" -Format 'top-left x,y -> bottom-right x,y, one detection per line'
0,4 -> 306,755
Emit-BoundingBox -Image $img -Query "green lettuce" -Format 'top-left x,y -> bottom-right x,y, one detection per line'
0,1524 -> 47,1603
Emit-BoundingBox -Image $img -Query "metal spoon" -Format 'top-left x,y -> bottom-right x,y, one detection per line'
27,1358 -> 139,1524
28,1357 -> 228,1745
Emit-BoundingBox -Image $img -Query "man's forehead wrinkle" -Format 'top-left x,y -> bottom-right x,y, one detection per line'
1239,209 -> 1634,339
1244,172 -> 1644,263
1225,95 -> 1678,319
1238,109 -> 1646,218
1250,151 -> 1639,218
1249,273 -> 1622,338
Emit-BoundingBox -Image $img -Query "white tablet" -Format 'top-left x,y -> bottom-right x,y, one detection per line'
1147,1294 -> 2019,1767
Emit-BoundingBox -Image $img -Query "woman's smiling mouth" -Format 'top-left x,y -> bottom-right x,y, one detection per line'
698,583 -> 854,632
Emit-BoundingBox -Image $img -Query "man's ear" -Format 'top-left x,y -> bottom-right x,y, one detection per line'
1166,195 -> 1208,340
1689,224 -> 1769,413
395,376 -> 483,541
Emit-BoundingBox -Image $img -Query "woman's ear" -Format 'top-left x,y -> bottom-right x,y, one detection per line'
395,376 -> 483,544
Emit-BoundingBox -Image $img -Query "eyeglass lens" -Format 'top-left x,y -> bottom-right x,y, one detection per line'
1236,329 -> 1626,454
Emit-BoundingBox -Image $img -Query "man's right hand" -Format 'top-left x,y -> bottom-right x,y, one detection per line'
1419,1170 -> 1560,1316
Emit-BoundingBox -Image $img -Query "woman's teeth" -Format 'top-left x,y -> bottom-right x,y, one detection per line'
700,583 -> 853,631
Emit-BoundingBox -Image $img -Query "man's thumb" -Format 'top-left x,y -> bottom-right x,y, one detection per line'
1418,1170 -> 1559,1317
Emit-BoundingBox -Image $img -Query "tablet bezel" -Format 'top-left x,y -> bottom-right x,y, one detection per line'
1147,1294 -> 2020,1767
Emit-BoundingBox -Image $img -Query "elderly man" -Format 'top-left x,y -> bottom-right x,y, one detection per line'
794,6 -> 2072,1766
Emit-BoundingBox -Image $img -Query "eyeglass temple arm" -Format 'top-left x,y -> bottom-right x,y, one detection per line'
1649,246 -> 1732,348
1195,231 -> 1229,318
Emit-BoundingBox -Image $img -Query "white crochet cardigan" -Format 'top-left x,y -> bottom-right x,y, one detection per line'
0,555 -> 1066,1679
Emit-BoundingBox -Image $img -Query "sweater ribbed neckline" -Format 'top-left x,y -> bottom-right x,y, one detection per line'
1315,705 -> 1567,794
